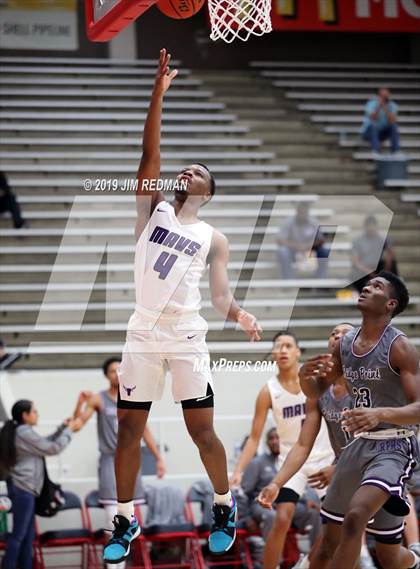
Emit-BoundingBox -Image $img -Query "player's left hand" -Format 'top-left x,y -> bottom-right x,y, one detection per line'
156,458 -> 166,479
307,465 -> 335,489
237,310 -> 262,342
256,483 -> 279,509
341,408 -> 382,435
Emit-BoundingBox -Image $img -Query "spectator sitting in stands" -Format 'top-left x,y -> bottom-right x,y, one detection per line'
0,171 -> 26,229
0,400 -> 82,569
361,88 -> 400,154
350,214 -> 398,293
276,203 -> 328,280
235,428 -> 321,562
0,339 -> 22,371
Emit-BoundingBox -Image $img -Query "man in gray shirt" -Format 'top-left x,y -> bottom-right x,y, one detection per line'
350,215 -> 397,292
277,203 -> 328,280
238,428 -> 321,548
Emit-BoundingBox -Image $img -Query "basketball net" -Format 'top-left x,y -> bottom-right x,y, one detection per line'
208,0 -> 272,43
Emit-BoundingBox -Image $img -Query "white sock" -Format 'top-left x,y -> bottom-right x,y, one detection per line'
214,490 -> 232,507
409,550 -> 420,569
117,500 -> 134,522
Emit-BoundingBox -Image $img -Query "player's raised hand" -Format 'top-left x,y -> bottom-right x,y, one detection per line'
299,354 -> 333,382
341,407 -> 381,435
256,483 -> 280,509
154,48 -> 178,95
237,310 -> 262,342
307,465 -> 335,489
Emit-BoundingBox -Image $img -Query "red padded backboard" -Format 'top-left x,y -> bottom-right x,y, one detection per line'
85,0 -> 157,42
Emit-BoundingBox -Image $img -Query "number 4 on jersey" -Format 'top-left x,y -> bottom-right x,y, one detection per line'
153,252 -> 178,280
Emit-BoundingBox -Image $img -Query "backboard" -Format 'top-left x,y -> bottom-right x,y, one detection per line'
85,0 -> 157,42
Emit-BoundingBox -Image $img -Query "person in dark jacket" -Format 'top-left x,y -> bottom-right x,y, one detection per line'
0,172 -> 25,229
0,399 -> 81,569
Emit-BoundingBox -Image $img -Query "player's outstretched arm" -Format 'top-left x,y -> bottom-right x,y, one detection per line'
72,392 -> 100,426
135,48 -> 178,240
342,336 -> 420,434
208,230 -> 262,342
230,385 -> 271,486
299,343 -> 342,398
256,399 -> 321,509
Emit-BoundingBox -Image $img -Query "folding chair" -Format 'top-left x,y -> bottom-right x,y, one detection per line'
281,528 -> 300,569
185,487 -> 254,569
38,490 -> 99,568
133,499 -> 204,569
84,489 -> 108,563
0,497 -> 43,569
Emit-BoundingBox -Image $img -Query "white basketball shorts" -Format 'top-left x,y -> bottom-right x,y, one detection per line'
118,308 -> 214,405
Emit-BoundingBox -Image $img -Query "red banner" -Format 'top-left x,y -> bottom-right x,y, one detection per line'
271,0 -> 420,32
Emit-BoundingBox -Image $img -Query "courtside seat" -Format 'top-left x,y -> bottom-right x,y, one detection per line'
142,523 -> 196,536
84,491 -> 106,544
38,491 -> 99,569
186,486 -> 254,569
0,99 -> 224,109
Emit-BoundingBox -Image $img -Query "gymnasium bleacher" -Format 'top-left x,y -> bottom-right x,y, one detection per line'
1,57 -> 419,371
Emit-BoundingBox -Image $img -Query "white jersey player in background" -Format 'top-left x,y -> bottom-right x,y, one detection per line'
230,330 -> 334,569
103,49 -> 262,565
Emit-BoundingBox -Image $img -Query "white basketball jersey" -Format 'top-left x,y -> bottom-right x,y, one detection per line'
267,376 -> 333,462
134,201 -> 213,316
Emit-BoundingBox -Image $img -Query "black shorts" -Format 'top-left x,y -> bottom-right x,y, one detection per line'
181,383 -> 214,410
117,383 -> 214,411
275,487 -> 300,505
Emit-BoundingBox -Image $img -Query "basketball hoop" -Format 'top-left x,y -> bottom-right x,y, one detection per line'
207,0 -> 272,43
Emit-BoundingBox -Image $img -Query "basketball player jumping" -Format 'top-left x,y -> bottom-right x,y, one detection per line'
103,49 -> 262,564
299,272 -> 420,569
230,330 -> 334,569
